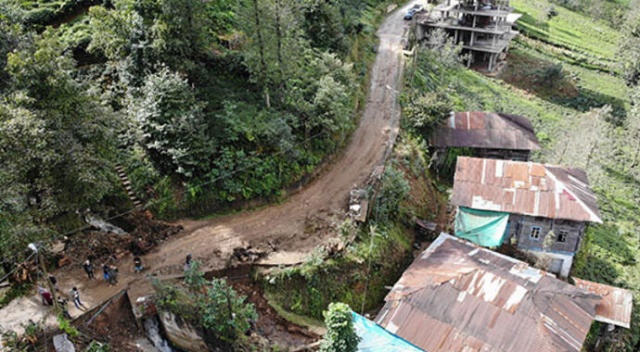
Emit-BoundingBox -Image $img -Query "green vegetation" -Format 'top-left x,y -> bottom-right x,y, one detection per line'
264,137 -> 440,320
319,302 -> 360,352
154,261 -> 257,344
512,0 -> 621,71
0,0 -> 394,259
403,1 -> 640,347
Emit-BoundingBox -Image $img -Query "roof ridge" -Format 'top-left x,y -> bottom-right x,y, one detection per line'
545,167 -> 603,223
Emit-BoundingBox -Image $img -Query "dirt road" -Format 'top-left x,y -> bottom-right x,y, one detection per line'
0,1 -> 414,339
143,3 -> 411,275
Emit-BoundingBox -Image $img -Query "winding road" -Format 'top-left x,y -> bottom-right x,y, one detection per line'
0,1 -> 415,338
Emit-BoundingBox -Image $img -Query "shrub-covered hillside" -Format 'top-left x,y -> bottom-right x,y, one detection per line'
0,0 -> 393,261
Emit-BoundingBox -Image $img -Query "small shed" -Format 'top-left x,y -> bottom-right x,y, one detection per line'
431,111 -> 540,162
451,156 -> 602,277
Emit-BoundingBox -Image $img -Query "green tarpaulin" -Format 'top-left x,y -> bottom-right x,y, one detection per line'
454,207 -> 510,247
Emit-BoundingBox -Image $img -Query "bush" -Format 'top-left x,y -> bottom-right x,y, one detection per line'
403,91 -> 453,136
370,165 -> 410,224
153,262 -> 257,343
320,302 -> 360,352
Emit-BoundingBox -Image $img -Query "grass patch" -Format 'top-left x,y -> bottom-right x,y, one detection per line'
500,45 -> 629,119
263,290 -> 326,335
512,0 -> 621,68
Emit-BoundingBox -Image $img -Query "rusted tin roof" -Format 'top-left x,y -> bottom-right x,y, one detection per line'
376,233 -> 602,352
430,111 -> 541,151
573,278 -> 633,329
452,156 -> 602,223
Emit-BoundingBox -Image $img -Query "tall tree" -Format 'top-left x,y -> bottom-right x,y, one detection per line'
89,0 -> 214,81
0,33 -> 117,252
627,86 -> 640,168
320,302 -> 360,352
618,7 -> 640,86
238,0 -> 306,106
285,50 -> 356,148
129,67 -> 215,179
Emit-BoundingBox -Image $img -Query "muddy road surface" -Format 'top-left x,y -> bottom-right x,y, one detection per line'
0,1 -> 415,341
143,2 -> 411,275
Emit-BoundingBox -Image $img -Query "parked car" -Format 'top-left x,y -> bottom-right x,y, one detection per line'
404,4 -> 424,20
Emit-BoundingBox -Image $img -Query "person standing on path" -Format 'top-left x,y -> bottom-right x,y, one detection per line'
102,263 -> 110,282
133,256 -> 143,274
83,259 -> 95,280
57,297 -> 72,319
70,287 -> 87,310
107,265 -> 118,286
184,253 -> 192,272
38,286 -> 53,306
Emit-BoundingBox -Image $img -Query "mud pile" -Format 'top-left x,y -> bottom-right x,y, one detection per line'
63,211 -> 182,266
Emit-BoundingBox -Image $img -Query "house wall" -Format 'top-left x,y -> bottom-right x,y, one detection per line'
476,148 -> 530,161
507,215 -> 586,254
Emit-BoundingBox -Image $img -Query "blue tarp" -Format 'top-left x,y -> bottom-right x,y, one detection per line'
352,312 -> 424,352
454,206 -> 510,247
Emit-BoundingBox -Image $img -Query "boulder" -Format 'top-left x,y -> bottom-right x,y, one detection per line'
158,312 -> 208,352
53,333 -> 75,352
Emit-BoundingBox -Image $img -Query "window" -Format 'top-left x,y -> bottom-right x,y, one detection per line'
530,226 -> 541,240
557,230 -> 568,243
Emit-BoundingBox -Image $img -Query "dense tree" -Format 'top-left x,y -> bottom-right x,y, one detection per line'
618,7 -> 640,86
130,68 -> 215,179
320,302 -> 360,352
285,50 -> 356,150
301,0 -> 347,53
238,0 -> 307,106
89,0 -> 214,81
0,1 -> 27,92
0,33 -> 117,252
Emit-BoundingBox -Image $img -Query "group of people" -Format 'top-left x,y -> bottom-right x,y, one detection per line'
37,284 -> 87,319
82,258 -> 121,285
37,252 -> 186,320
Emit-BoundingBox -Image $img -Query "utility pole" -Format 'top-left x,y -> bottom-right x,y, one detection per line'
38,251 -> 59,311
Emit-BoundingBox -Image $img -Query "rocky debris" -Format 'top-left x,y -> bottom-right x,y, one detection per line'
53,334 -> 76,352
158,312 -> 209,352
232,246 -> 269,263
62,211 -> 182,268
73,292 -> 144,352
324,238 -> 345,256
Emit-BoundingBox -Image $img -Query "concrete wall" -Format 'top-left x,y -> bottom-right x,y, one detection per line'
508,215 -> 585,254
525,251 -> 574,278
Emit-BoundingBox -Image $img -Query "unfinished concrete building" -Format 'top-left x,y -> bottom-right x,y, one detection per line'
419,0 -> 521,71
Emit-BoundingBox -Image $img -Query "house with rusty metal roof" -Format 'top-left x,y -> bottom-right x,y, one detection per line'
430,111 -> 540,165
376,233 -> 632,352
451,156 -> 602,277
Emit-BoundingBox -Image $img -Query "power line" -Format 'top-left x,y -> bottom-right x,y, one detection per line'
1,127 -> 336,283
0,251 -> 36,284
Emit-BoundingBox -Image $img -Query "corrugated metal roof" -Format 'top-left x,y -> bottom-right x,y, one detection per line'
452,157 -> 602,223
573,278 -> 633,329
430,112 -> 541,151
377,233 -> 602,352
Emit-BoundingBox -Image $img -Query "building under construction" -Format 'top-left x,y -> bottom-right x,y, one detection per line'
418,0 -> 521,71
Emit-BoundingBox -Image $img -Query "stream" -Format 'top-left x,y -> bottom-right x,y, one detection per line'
144,317 -> 174,352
